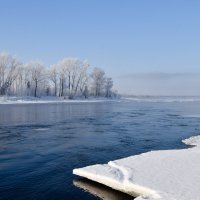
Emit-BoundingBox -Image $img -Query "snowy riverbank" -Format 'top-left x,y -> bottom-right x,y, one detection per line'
2,96 -> 200,105
73,135 -> 200,200
0,96 -> 118,104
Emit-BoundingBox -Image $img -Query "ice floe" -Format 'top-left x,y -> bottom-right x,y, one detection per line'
73,135 -> 200,200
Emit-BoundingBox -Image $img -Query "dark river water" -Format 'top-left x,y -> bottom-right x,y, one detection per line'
0,101 -> 200,200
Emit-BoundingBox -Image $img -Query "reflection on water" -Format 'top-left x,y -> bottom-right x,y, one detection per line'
73,179 -> 134,200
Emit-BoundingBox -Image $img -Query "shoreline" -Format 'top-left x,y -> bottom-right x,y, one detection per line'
0,96 -> 119,105
2,96 -> 200,105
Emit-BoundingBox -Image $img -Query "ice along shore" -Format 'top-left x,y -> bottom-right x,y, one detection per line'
73,135 -> 200,200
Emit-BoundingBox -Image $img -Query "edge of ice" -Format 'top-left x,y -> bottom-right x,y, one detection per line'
73,135 -> 200,200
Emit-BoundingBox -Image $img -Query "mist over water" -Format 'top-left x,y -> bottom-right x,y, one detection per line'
116,73 -> 200,96
0,101 -> 200,200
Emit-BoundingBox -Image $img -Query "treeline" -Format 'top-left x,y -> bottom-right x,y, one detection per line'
0,52 -> 117,99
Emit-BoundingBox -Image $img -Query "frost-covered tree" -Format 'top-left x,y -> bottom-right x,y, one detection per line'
73,60 -> 89,98
90,67 -> 106,97
56,58 -> 89,99
105,77 -> 113,97
57,63 -> 66,97
27,62 -> 46,97
0,53 -> 20,95
79,69 -> 89,96
83,85 -> 89,98
49,65 -> 59,96
0,52 -> 115,98
15,65 -> 25,95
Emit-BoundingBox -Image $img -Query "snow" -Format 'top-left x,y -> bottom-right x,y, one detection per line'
73,135 -> 200,200
182,135 -> 200,146
0,96 -> 118,104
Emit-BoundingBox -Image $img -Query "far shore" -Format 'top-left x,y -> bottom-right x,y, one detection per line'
2,95 -> 200,105
0,96 -> 120,105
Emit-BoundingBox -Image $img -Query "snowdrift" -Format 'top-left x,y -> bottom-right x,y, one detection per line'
73,135 -> 200,200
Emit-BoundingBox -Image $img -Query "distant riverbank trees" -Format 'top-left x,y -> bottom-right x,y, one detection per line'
0,52 -> 116,98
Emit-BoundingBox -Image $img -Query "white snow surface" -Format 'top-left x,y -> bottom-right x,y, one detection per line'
73,135 -> 200,200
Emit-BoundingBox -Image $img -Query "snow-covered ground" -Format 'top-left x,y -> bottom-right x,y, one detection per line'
73,135 -> 200,200
0,96 -> 118,104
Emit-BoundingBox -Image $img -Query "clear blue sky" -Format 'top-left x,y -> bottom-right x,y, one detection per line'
1,0 -> 200,95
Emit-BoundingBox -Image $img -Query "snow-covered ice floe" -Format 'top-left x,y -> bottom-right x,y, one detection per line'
73,135 -> 200,200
